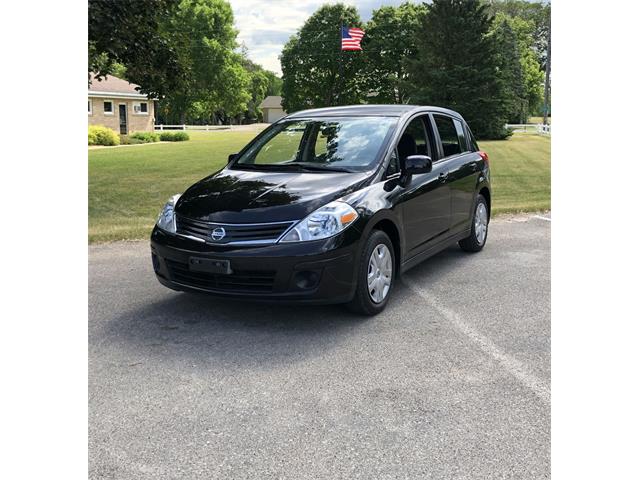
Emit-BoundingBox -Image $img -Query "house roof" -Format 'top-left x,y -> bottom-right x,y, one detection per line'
88,73 -> 152,99
259,95 -> 283,109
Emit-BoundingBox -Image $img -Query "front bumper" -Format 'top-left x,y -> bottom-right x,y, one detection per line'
150,226 -> 360,304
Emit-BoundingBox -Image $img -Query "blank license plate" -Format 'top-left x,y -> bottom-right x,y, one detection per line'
188,257 -> 232,274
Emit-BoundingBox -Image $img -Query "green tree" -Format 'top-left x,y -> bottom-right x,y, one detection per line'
405,0 -> 509,139
232,48 -> 284,123
158,0 -> 250,124
280,4 -> 366,112
264,71 -> 283,96
491,11 -> 545,118
239,56 -> 270,122
88,0 -> 184,98
363,2 -> 426,103
208,59 -> 252,123
491,18 -> 526,123
503,13 -> 543,116
485,0 -> 551,70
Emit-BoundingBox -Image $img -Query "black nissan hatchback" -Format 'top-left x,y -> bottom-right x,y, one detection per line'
151,105 -> 491,315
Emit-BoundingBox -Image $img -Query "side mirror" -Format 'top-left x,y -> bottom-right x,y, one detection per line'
228,153 -> 237,163
399,155 -> 432,187
403,155 -> 432,174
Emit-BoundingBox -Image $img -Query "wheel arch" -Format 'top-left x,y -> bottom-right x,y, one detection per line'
363,213 -> 403,275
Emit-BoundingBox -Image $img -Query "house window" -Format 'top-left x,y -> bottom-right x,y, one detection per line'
88,99 -> 92,115
133,102 -> 148,114
103,100 -> 114,115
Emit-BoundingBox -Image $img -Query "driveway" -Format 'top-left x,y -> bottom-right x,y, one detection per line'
89,214 -> 550,479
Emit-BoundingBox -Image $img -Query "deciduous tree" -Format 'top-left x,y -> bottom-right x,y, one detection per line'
485,0 -> 551,70
492,17 -> 527,123
88,0 -> 184,98
491,11 -> 545,118
280,4 -> 366,112
158,0 -> 250,124
264,71 -> 283,97
363,2 -> 426,103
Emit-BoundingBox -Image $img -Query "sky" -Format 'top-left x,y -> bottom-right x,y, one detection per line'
228,0 -> 413,76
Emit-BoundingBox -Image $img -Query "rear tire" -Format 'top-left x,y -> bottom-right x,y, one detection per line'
347,230 -> 395,316
459,194 -> 489,252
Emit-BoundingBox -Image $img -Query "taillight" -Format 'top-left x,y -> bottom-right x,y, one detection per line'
479,151 -> 489,167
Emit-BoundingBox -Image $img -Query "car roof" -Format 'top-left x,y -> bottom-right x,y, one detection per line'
285,104 -> 463,120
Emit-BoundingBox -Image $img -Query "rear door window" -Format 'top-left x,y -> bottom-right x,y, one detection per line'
434,115 -> 464,158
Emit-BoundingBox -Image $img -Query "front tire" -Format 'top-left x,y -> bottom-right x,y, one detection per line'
347,230 -> 395,316
459,194 -> 489,252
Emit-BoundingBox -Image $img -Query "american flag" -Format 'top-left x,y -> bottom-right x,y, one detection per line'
341,27 -> 365,51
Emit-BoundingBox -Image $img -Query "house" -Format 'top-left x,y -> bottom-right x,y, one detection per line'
88,73 -> 155,134
259,96 -> 286,123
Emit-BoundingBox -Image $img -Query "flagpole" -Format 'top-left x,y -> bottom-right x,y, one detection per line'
337,19 -> 343,105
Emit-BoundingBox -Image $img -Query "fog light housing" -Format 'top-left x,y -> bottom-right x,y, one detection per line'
151,254 -> 161,273
293,270 -> 320,290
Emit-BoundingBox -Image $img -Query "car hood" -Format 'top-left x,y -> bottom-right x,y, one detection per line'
175,167 -> 372,223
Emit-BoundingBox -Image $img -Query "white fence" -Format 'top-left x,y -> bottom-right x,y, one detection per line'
505,123 -> 551,135
156,123 -> 551,135
154,124 -> 231,131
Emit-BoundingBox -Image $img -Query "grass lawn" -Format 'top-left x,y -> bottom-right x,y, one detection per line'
527,116 -> 551,124
89,130 -> 550,242
481,133 -> 550,214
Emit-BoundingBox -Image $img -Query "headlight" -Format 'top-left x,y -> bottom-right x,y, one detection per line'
156,194 -> 181,233
279,201 -> 358,243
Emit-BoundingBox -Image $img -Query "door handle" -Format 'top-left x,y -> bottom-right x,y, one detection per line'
470,163 -> 477,172
438,171 -> 449,183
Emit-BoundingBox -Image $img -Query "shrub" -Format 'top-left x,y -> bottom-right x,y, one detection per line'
159,131 -> 190,142
120,135 -> 144,145
130,131 -> 159,143
88,125 -> 120,146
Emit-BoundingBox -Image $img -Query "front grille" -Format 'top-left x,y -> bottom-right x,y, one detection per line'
175,215 -> 294,245
165,259 -> 276,293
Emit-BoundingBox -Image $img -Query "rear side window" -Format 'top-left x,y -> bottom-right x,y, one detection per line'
466,126 -> 479,151
434,115 -> 464,157
453,120 -> 470,152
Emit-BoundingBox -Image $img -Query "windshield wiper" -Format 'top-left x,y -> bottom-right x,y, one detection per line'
234,163 -> 354,173
233,163 -> 296,171
292,163 -> 354,173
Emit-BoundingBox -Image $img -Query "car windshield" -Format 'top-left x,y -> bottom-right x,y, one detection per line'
232,116 -> 398,172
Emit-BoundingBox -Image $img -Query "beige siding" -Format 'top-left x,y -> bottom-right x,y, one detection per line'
88,97 -> 154,134
263,107 -> 285,123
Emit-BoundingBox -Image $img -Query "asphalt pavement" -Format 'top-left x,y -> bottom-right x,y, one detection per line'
89,213 -> 550,479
